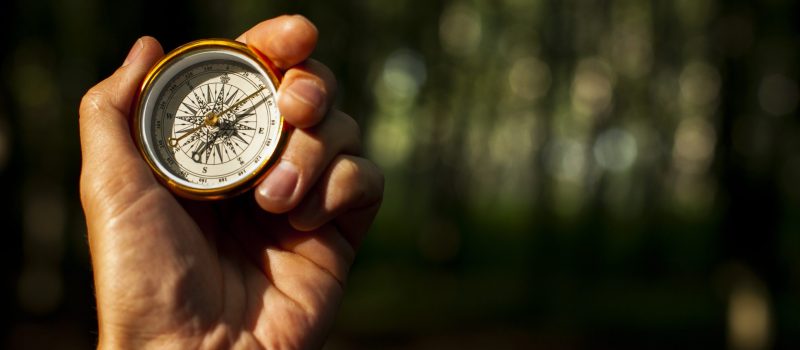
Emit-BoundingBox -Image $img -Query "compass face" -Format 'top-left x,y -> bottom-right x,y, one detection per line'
136,40 -> 285,199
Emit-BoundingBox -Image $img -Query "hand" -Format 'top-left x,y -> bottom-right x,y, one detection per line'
79,15 -> 383,349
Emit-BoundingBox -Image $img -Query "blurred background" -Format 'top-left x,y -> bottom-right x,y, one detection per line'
2,0 -> 799,348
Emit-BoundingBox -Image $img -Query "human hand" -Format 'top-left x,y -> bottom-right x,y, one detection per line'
79,15 -> 383,349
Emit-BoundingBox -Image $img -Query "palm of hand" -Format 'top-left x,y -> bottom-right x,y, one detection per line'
91,169 -> 348,349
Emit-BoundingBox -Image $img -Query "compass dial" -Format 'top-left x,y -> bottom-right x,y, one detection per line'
135,39 -> 286,199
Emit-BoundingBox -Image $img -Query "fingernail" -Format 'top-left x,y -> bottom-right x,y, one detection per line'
259,161 -> 299,201
122,38 -> 143,67
284,78 -> 324,110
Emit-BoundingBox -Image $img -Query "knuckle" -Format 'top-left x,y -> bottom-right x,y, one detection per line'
337,156 -> 362,182
329,156 -> 385,209
337,157 -> 363,190
337,157 -> 371,204
79,88 -> 107,115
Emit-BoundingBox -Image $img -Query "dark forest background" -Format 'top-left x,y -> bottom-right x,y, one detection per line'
1,0 -> 799,349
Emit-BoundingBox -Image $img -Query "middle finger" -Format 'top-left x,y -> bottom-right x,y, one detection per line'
255,109 -> 361,214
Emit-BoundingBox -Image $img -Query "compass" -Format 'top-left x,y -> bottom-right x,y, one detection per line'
134,39 -> 288,200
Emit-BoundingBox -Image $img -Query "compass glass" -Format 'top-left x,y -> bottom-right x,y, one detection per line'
137,41 -> 284,199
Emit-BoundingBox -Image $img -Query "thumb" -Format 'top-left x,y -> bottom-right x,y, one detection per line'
79,36 -> 164,220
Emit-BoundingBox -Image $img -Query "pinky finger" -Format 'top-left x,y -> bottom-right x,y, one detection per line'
288,155 -> 384,240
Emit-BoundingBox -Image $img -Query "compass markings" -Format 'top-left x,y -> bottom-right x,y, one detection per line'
215,85 -> 226,114
215,144 -> 223,163
174,125 -> 199,135
182,102 -> 198,115
223,140 -> 233,158
233,112 -> 255,120
224,124 -> 256,131
175,115 -> 202,124
224,90 -> 238,106
230,131 -> 248,144
225,139 -> 237,154
192,89 -> 206,108
193,136 -> 209,164
156,62 -> 277,178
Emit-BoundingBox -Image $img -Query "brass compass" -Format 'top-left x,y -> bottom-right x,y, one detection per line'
134,39 -> 289,200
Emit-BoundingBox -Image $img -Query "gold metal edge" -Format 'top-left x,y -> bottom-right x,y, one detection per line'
133,38 -> 292,201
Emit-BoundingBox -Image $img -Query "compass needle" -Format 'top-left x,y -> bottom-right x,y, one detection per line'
217,86 -> 266,119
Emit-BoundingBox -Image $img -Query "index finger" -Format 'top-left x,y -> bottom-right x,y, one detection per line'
236,15 -> 318,69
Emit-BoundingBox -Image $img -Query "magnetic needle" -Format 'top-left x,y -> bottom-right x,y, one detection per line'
134,39 -> 289,200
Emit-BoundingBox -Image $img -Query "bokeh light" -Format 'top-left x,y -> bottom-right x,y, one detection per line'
594,127 -> 638,173
673,117 -> 716,175
508,56 -> 551,101
439,3 -> 482,57
679,61 -> 720,113
571,57 -> 616,118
